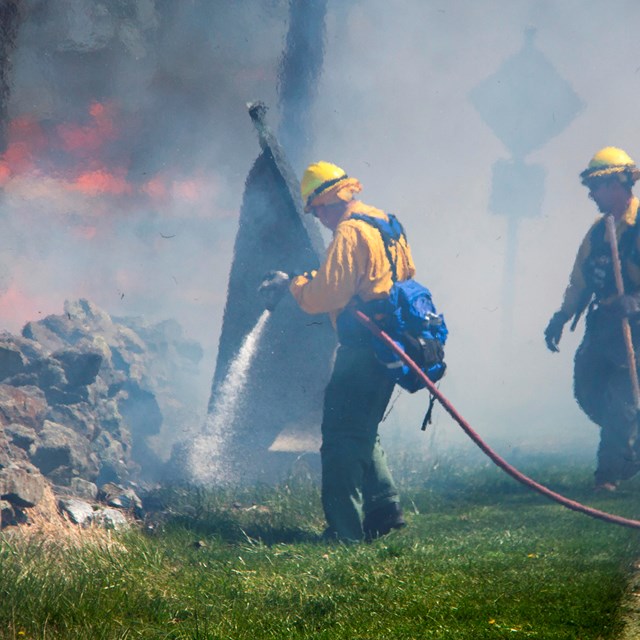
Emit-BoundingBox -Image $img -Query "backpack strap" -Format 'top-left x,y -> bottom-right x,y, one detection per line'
349,213 -> 407,283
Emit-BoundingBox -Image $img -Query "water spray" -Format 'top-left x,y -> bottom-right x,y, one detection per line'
190,309 -> 271,485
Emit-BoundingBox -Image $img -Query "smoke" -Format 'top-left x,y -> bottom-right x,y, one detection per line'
4,0 -> 640,474
0,1 -> 291,452
310,0 -> 640,459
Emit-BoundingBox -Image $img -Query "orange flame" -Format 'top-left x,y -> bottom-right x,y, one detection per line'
57,101 -> 118,156
69,168 -> 133,196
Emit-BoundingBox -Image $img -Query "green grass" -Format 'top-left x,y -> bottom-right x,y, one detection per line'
1,454 -> 639,639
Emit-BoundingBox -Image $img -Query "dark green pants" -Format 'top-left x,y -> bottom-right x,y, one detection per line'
320,344 -> 399,542
574,309 -> 640,484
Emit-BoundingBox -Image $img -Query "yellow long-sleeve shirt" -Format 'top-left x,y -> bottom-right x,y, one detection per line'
289,201 -> 416,325
560,196 -> 640,318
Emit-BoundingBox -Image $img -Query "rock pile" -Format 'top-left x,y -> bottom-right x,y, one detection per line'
0,298 -> 204,528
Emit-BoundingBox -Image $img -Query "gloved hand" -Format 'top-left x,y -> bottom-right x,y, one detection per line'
607,294 -> 640,320
258,270 -> 290,311
544,310 -> 569,353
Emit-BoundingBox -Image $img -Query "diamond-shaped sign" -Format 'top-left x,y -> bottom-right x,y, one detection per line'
470,28 -> 584,158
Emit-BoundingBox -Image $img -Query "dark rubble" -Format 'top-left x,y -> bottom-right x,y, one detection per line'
0,298 -> 204,528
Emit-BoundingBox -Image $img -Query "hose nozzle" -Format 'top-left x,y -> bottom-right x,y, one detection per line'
258,270 -> 290,311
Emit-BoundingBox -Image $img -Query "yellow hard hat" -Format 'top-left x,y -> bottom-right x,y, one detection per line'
580,146 -> 640,185
300,161 -> 347,209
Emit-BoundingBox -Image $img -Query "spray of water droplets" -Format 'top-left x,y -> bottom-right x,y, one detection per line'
190,310 -> 270,485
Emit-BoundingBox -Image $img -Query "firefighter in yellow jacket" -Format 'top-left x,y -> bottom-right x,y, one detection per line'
261,161 -> 415,541
545,147 -> 640,491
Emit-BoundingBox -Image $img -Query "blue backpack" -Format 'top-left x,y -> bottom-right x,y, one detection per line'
337,213 -> 448,394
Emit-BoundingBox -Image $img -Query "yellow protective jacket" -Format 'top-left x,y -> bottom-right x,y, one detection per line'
289,201 -> 416,326
560,196 -> 640,319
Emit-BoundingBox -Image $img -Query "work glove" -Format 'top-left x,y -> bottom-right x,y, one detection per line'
544,310 -> 569,353
607,294 -> 640,320
258,270 -> 290,311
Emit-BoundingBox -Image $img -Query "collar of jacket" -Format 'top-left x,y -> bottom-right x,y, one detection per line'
336,201 -> 387,231
620,196 -> 640,227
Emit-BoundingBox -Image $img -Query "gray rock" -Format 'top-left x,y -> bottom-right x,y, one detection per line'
0,384 -> 48,430
45,404 -> 96,441
58,498 -> 129,530
0,464 -> 46,508
31,420 -> 99,481
4,423 -> 37,451
98,482 -> 143,516
58,498 -> 94,526
44,385 -> 89,406
0,332 -> 46,362
0,345 -> 26,381
69,477 -> 98,501
2,297 -> 205,497
94,507 -> 128,530
0,499 -> 14,527
51,348 -> 102,388
22,320 -> 68,356
29,359 -> 68,390
91,431 -> 130,484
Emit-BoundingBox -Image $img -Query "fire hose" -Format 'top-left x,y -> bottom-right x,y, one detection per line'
353,309 -> 640,530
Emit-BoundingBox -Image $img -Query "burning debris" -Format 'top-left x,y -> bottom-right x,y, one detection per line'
0,298 -> 204,529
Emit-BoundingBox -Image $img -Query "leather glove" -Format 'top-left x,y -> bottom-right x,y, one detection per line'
258,270 -> 290,311
607,294 -> 640,320
544,310 -> 569,353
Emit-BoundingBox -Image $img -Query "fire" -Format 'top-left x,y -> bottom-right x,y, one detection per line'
0,115 -> 46,181
57,101 -> 118,156
0,102 -> 125,194
172,179 -> 201,202
141,176 -> 169,201
0,100 -> 224,212
0,100 -> 230,330
70,169 -> 133,196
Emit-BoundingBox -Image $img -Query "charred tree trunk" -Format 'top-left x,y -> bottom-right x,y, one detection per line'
277,0 -> 328,171
0,0 -> 22,152
207,104 -> 335,483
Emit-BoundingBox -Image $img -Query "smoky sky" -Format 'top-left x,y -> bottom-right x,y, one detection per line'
3,0 -> 640,461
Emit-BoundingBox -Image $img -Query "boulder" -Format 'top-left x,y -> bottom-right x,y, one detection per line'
0,464 -> 46,508
58,498 -> 129,529
0,344 -> 26,381
4,422 -> 38,451
51,348 -> 102,388
58,498 -> 94,526
31,420 -> 100,482
69,477 -> 98,501
0,384 -> 48,430
98,482 -> 143,517
0,297 -> 206,521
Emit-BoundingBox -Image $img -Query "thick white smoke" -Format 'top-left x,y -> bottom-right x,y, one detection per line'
4,0 -> 640,467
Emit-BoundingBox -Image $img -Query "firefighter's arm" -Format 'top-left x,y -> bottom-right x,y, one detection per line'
290,228 -> 362,315
545,230 -> 593,352
558,232 -> 592,319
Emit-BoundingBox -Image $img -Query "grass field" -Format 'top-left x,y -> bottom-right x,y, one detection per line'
1,453 -> 639,639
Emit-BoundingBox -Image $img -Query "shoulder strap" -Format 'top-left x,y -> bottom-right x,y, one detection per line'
349,213 -> 406,283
